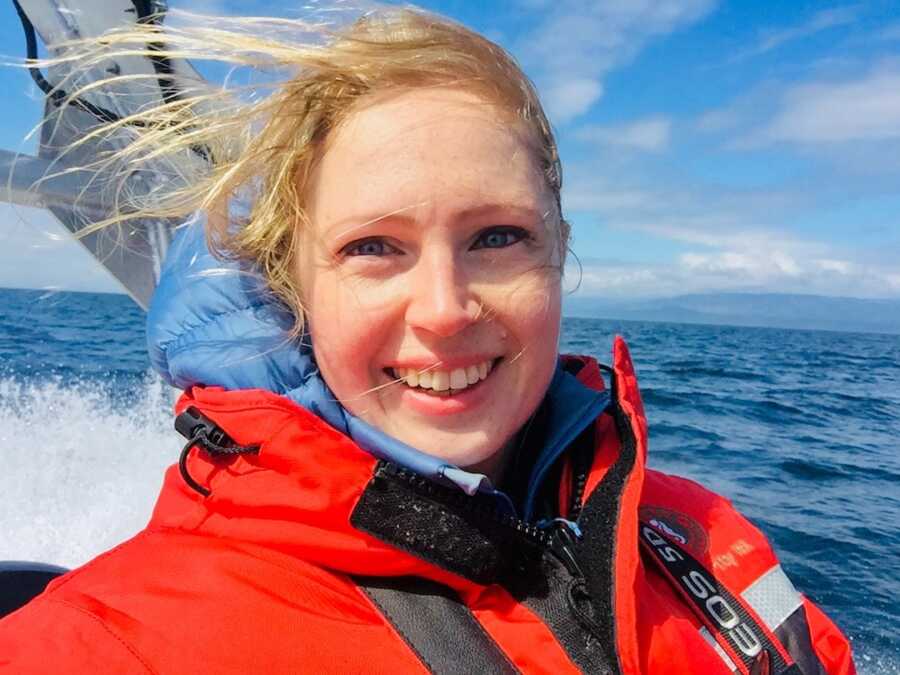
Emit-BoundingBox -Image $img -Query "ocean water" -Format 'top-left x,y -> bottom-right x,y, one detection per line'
1,287 -> 897,672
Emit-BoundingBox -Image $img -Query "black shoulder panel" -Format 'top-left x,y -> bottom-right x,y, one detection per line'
355,575 -> 519,675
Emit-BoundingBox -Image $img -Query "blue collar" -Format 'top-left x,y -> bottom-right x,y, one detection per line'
148,221 -> 606,518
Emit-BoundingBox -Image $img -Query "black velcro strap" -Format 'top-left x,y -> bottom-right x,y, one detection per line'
639,522 -> 801,675
350,463 -> 535,585
355,575 -> 519,675
775,608 -> 828,675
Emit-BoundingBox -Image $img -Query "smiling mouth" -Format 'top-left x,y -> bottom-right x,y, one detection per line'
386,358 -> 501,396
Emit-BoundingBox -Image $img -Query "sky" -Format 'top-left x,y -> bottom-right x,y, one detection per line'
0,0 -> 899,299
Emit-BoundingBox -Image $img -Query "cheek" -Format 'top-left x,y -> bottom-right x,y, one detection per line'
497,286 -> 560,436
510,277 -> 562,385
305,277 -> 391,403
522,291 -> 562,370
480,269 -> 562,338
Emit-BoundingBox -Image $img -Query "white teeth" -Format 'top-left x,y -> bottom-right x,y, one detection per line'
465,365 -> 479,385
449,368 -> 468,390
392,359 -> 496,393
432,371 -> 450,391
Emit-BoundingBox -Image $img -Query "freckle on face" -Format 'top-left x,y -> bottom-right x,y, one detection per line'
298,88 -> 562,476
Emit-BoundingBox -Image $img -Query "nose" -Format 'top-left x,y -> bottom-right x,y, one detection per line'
404,251 -> 478,338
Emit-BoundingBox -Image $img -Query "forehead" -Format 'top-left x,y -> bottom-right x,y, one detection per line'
306,88 -> 550,226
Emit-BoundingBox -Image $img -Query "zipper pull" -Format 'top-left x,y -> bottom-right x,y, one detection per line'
549,520 -> 608,643
548,519 -> 585,579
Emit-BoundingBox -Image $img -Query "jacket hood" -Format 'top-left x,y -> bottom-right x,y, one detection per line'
147,221 -> 608,514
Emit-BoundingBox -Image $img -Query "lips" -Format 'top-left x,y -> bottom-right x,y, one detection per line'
389,358 -> 496,394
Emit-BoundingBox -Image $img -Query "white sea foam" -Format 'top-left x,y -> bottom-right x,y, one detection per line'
854,641 -> 900,675
0,374 -> 178,569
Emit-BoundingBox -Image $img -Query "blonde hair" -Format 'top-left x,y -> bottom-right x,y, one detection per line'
38,7 -> 567,332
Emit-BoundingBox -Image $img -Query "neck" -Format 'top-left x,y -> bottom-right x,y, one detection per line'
463,436 -> 519,483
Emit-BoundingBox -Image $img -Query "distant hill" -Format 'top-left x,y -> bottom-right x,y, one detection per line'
563,293 -> 900,335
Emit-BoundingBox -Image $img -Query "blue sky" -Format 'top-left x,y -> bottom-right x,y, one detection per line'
1,0 -> 899,298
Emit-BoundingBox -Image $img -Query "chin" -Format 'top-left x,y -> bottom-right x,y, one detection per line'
403,430 -> 509,478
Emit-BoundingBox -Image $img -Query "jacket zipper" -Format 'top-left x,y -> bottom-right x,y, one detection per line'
569,468 -> 589,521
388,464 -> 609,646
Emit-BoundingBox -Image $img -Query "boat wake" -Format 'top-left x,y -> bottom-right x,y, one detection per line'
0,373 -> 177,569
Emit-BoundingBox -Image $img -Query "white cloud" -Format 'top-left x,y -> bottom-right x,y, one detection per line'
815,258 -> 852,274
680,249 -> 802,279
575,116 -> 671,151
543,79 -> 605,124
733,6 -> 860,61
561,151 -> 900,300
565,260 -> 670,298
640,223 -> 809,252
513,0 -> 717,124
755,63 -> 900,144
675,247 -> 900,297
568,248 -> 900,299
694,107 -> 742,133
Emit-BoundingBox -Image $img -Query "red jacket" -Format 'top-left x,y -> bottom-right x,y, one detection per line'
0,339 -> 854,674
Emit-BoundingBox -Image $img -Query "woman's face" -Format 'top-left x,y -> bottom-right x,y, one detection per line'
298,88 -> 562,477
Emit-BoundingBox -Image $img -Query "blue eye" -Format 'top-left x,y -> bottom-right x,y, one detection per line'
472,227 -> 529,250
343,238 -> 397,257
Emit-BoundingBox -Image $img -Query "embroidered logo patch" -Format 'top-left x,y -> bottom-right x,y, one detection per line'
639,506 -> 709,558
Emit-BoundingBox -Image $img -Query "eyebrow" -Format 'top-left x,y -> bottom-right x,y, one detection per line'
325,203 -> 548,237
455,204 -> 547,222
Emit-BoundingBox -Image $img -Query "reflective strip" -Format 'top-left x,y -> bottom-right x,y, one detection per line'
699,626 -> 738,673
741,565 -> 803,631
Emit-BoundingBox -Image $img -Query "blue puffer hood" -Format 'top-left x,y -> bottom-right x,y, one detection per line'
147,220 -> 608,515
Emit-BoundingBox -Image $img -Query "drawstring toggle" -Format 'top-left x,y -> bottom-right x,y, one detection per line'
174,407 -> 259,497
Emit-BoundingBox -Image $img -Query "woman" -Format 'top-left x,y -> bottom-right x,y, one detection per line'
0,8 -> 854,674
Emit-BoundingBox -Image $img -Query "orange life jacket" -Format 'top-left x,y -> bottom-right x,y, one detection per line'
0,338 -> 855,674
